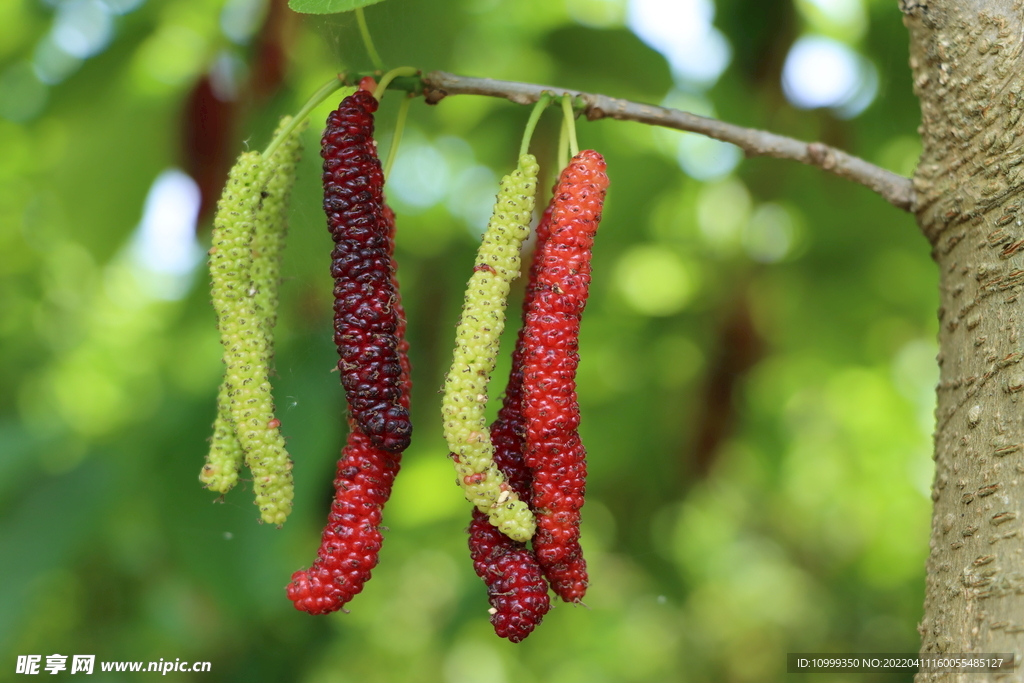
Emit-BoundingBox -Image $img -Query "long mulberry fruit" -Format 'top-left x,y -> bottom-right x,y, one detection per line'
234,118 -> 304,524
522,150 -> 609,602
203,152 -> 262,495
442,154 -> 540,543
203,126 -> 303,525
323,89 -> 411,454
466,203 -> 554,638
287,198 -> 410,614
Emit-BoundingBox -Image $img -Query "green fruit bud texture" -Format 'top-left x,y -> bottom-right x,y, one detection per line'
442,153 -> 540,543
252,116 -> 307,332
204,151 -> 263,498
203,119 -> 304,526
200,380 -> 244,493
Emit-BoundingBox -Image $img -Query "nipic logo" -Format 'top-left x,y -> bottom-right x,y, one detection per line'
16,655 -> 94,675
16,655 -> 209,675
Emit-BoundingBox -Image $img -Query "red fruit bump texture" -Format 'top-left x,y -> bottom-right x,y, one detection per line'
287,426 -> 399,614
321,89 -> 411,453
468,509 -> 551,643
288,199 -> 411,615
488,191 -> 555,500
521,150 -> 609,603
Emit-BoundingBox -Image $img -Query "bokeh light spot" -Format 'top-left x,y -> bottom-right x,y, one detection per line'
220,0 -> 267,45
128,169 -> 203,300
389,141 -> 451,211
744,203 -> 797,263
132,25 -> 207,90
52,0 -> 113,59
697,177 -> 751,251
678,135 -> 741,181
614,244 -> 695,316
782,35 -> 877,117
627,0 -> 731,86
33,35 -> 83,85
567,0 -> 625,27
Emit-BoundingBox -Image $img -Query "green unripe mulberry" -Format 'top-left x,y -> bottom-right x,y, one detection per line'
442,153 -> 540,543
202,118 -> 304,525
252,116 -> 307,332
203,152 -> 263,496
201,381 -> 243,493
234,119 -> 304,526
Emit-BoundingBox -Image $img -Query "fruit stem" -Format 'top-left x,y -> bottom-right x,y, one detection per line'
561,93 -> 579,158
558,115 -> 569,172
383,95 -> 412,179
356,7 -> 384,72
374,67 -> 418,101
264,74 -> 349,158
519,92 -> 551,158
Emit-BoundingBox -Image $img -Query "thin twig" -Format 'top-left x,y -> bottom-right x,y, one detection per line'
420,71 -> 915,212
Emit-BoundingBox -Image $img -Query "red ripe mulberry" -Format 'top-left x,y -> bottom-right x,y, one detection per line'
521,150 -> 609,603
467,509 -> 550,643
490,193 -> 555,499
286,425 -> 399,614
322,89 -> 411,453
288,199 -> 411,614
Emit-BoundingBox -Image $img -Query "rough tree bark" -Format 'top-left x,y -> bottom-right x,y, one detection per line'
905,0 -> 1024,673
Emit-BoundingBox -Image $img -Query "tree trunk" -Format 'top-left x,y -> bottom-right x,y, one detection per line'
905,0 -> 1024,673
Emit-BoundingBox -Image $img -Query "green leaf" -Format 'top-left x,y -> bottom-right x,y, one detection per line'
287,0 -> 384,14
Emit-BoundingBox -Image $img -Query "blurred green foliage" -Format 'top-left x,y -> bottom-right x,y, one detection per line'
0,0 -> 934,680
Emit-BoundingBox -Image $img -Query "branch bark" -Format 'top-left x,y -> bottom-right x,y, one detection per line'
420,70 -> 916,213
905,0 -> 1024,674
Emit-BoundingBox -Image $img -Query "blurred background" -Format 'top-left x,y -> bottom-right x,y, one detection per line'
0,0 -> 935,680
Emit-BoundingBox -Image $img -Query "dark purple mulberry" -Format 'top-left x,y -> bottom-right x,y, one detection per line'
322,89 -> 411,453
468,509 -> 551,643
288,199 -> 411,615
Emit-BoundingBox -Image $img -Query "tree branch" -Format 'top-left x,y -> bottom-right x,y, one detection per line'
420,71 -> 916,213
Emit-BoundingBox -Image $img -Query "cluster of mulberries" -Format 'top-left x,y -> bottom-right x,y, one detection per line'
464,151 -> 607,639
323,89 -> 412,454
463,197 -> 556,642
206,83 -> 609,642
